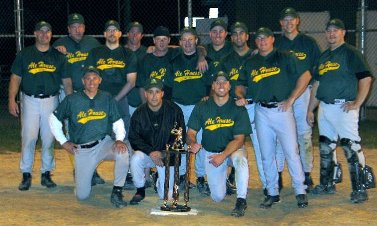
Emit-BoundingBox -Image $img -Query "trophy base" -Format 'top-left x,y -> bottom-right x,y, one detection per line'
151,207 -> 198,216
160,204 -> 191,212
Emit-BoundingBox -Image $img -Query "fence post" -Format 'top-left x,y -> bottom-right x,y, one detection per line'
359,0 -> 367,121
14,0 -> 23,53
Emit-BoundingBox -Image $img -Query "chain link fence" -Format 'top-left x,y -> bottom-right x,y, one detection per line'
1,0 -> 377,118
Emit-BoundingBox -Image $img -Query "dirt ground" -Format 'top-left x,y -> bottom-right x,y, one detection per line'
1,142 -> 377,226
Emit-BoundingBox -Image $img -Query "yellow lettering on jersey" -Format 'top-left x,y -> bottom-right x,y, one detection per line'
213,61 -> 220,67
96,58 -> 126,70
229,68 -> 239,80
77,109 -> 107,124
204,116 -> 235,131
67,51 -> 89,64
28,61 -> 57,74
318,61 -> 340,75
150,68 -> 167,80
174,70 -> 202,83
251,67 -> 280,82
294,52 -> 307,60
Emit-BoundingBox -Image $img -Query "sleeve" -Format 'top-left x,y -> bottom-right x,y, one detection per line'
53,97 -> 70,121
187,103 -> 202,132
163,64 -> 174,88
59,54 -> 71,79
350,50 -> 372,80
108,96 -> 122,122
128,110 -> 154,155
233,107 -> 252,135
112,119 -> 126,141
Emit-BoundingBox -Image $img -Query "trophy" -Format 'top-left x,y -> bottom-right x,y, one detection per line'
160,122 -> 191,212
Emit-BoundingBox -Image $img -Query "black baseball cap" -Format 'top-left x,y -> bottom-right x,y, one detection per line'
68,13 -> 84,25
180,27 -> 197,37
144,78 -> 163,90
213,71 -> 229,82
35,21 -> 52,31
280,7 -> 299,20
210,19 -> 227,30
127,22 -> 143,33
104,20 -> 120,31
83,66 -> 100,77
326,19 -> 345,30
230,22 -> 248,33
255,27 -> 274,38
153,26 -> 170,37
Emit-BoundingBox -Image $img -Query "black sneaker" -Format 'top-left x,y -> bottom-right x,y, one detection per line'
311,184 -> 336,195
91,170 -> 105,186
259,195 -> 280,209
350,190 -> 368,203
304,173 -> 314,193
231,198 -> 247,217
226,179 -> 236,195
196,177 -> 210,196
263,188 -> 268,197
41,171 -> 57,188
152,171 -> 158,193
111,187 -> 128,208
123,172 -> 135,190
19,173 -> 32,191
296,194 -> 308,208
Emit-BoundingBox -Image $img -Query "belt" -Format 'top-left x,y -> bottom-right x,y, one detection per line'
24,93 -> 57,99
246,99 -> 254,105
259,102 -> 278,108
79,137 -> 105,149
323,99 -> 347,105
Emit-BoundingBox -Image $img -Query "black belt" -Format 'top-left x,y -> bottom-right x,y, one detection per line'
24,93 -> 57,99
259,102 -> 278,108
79,137 -> 105,149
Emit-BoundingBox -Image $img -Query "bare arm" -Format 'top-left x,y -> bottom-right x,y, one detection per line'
279,70 -> 311,111
307,81 -> 320,127
8,74 -> 21,117
186,128 -> 202,154
139,87 -> 146,103
208,134 -> 245,167
342,76 -> 372,112
196,46 -> 208,72
235,85 -> 248,106
114,72 -> 137,101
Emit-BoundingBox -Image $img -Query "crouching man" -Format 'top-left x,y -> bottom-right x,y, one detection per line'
49,66 -> 129,208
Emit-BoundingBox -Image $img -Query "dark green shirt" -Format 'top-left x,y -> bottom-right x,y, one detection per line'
53,35 -> 101,91
53,90 -> 121,144
314,43 -> 372,103
188,97 -> 251,153
85,45 -> 137,96
239,49 -> 306,102
11,45 -> 69,96
127,45 -> 147,107
206,41 -> 233,69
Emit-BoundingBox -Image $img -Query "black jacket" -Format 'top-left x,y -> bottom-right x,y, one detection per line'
129,100 -> 186,156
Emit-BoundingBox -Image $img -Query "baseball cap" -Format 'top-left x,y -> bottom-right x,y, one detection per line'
35,21 -> 52,31
280,7 -> 299,20
326,18 -> 345,30
153,26 -> 170,37
180,27 -> 197,37
213,71 -> 229,82
144,78 -> 163,90
230,22 -> 248,33
104,20 -> 120,31
210,19 -> 227,31
68,13 -> 84,25
255,27 -> 274,38
127,22 -> 143,33
83,66 -> 100,77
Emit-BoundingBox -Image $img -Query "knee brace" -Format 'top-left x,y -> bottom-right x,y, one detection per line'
319,136 -> 336,185
340,138 -> 363,165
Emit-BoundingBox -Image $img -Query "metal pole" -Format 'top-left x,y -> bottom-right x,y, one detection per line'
14,0 -> 24,53
188,0 -> 192,28
178,0 -> 181,31
360,0 -> 367,120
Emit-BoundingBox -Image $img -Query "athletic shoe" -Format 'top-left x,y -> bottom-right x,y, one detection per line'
196,177 -> 210,196
350,190 -> 368,203
231,198 -> 247,217
226,179 -> 237,195
91,170 -> 105,186
311,184 -> 336,195
41,171 -> 57,188
123,172 -> 135,190
19,172 -> 32,191
259,195 -> 280,209
304,173 -> 314,193
296,194 -> 309,208
111,187 -> 128,208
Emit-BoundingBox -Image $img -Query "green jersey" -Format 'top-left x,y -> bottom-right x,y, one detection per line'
188,97 -> 251,153
314,43 -> 372,103
11,46 -> 69,96
239,49 -> 306,102
53,90 -> 121,144
85,45 -> 137,96
206,41 -> 233,69
127,45 -> 147,107
53,35 -> 101,91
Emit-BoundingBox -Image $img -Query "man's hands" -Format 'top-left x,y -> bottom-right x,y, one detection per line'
62,141 -> 78,155
8,99 -> 19,117
188,143 -> 202,154
342,101 -> 360,113
278,98 -> 295,112
208,153 -> 226,167
54,45 -> 68,55
149,151 -> 164,167
113,140 -> 128,154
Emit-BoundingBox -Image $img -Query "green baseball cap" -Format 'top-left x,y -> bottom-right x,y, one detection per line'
326,18 -> 345,30
210,19 -> 227,31
255,27 -> 274,38
127,22 -> 143,33
68,13 -> 84,25
280,7 -> 299,20
231,22 -> 248,33
213,71 -> 229,82
144,78 -> 163,90
104,20 -> 120,31
180,27 -> 197,37
35,21 -> 52,31
83,66 -> 100,77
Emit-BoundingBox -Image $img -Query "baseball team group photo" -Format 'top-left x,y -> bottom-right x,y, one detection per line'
1,1 -> 377,225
